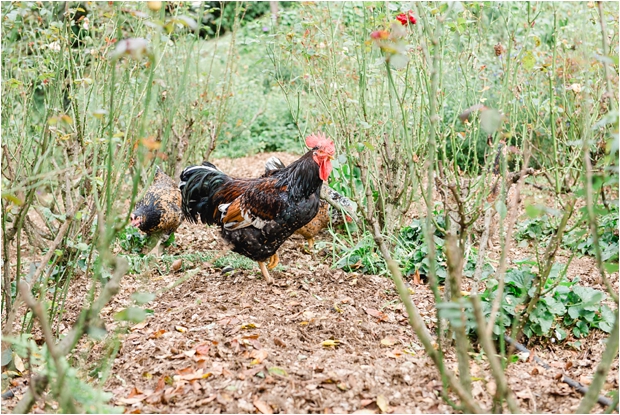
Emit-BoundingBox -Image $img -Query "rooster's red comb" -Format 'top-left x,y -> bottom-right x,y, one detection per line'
305,132 -> 335,154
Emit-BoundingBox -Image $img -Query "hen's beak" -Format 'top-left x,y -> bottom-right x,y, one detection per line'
130,214 -> 141,227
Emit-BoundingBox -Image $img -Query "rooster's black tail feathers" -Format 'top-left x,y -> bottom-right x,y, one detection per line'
179,162 -> 230,225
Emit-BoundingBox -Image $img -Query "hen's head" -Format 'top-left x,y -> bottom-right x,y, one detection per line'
306,132 -> 335,181
130,212 -> 143,229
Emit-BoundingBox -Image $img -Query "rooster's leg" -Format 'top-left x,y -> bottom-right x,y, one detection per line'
258,261 -> 273,284
267,253 -> 279,270
306,238 -> 315,251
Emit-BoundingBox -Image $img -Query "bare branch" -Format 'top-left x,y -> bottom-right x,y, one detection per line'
472,296 -> 522,413
12,257 -> 128,414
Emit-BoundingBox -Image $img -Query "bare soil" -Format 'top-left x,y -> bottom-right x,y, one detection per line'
1,152 -> 618,414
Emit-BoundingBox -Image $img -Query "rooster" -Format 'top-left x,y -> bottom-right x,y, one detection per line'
180,133 -> 335,283
264,156 -> 356,250
130,166 -> 183,255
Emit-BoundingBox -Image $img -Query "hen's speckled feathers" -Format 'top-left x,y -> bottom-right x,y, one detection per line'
132,166 -> 183,237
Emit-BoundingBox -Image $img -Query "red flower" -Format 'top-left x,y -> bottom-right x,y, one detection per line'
370,30 -> 390,40
396,10 -> 416,25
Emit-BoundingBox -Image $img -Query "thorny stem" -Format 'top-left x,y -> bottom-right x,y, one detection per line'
370,221 -> 484,414
579,69 -> 619,303
445,234 -> 471,394
472,296 -> 522,414
12,257 -> 128,414
596,1 -> 617,110
485,150 -> 531,338
520,199 -> 575,333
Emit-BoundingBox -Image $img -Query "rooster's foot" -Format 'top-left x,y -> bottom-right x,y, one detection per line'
259,261 -> 273,284
267,253 -> 279,270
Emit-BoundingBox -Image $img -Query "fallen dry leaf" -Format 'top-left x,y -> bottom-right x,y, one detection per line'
254,398 -> 274,414
487,380 -> 497,396
321,339 -> 340,348
385,349 -> 402,359
250,349 -> 268,365
173,367 -> 212,382
127,386 -> 144,398
13,354 -> 25,372
175,326 -> 187,333
376,394 -> 390,413
364,308 -> 388,322
195,343 -> 210,355
150,329 -> 166,339
360,399 -> 373,407
130,321 -> 148,331
274,338 -> 286,348
380,337 -> 398,347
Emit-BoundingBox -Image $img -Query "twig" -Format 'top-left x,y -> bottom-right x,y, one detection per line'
472,296 -> 522,413
486,150 -> 531,338
504,335 -> 617,410
579,55 -> 618,303
604,392 -> 619,414
17,281 -> 67,403
472,207 -> 494,293
596,1 -> 617,110
25,200 -> 83,287
445,234 -> 472,394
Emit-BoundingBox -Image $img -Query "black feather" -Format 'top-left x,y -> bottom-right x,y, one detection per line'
179,163 -> 231,225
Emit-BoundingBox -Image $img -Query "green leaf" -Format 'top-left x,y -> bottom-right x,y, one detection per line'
1,347 -> 13,366
603,262 -> 619,274
543,297 -> 566,316
114,307 -> 147,323
555,327 -> 567,341
597,305 -> 615,333
530,306 -> 553,335
132,292 -> 156,305
389,53 -> 409,70
268,366 -> 288,377
573,320 -> 589,338
87,326 -> 108,341
522,50 -> 535,71
573,286 -> 605,310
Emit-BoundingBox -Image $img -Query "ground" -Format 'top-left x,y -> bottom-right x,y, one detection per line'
2,152 -> 618,414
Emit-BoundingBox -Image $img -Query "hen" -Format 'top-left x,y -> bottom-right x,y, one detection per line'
264,156 -> 356,250
179,133 -> 335,283
130,166 -> 183,255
